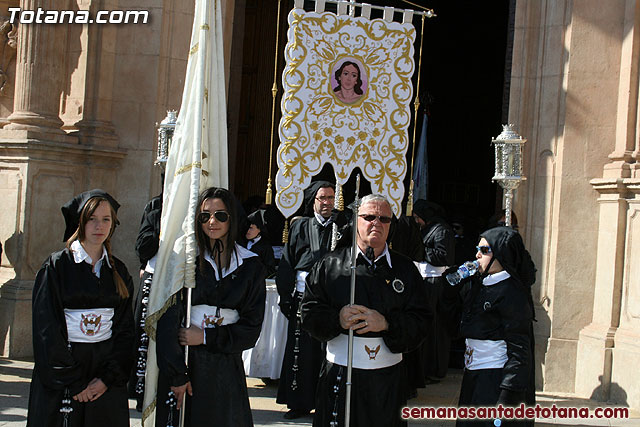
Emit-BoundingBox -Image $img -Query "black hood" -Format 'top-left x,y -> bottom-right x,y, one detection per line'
247,209 -> 269,240
303,180 -> 335,216
61,189 -> 120,242
480,226 -> 536,288
413,199 -> 446,223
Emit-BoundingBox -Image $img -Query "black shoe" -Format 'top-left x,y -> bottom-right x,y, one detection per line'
284,409 -> 310,419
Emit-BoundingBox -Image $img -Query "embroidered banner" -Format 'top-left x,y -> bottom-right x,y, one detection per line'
276,6 -> 416,217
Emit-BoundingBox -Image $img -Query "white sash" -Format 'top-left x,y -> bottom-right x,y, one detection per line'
414,261 -> 447,278
64,308 -> 114,343
190,304 -> 240,329
295,270 -> 309,293
326,334 -> 402,370
465,338 -> 508,370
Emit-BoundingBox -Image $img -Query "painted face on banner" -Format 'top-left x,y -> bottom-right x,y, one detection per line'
339,64 -> 359,90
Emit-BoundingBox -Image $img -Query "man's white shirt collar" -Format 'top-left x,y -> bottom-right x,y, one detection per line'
314,212 -> 331,226
357,244 -> 393,268
70,240 -> 111,276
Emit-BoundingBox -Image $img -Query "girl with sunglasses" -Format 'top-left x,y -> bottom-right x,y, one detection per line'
154,187 -> 266,427
442,226 -> 537,426
28,190 -> 135,427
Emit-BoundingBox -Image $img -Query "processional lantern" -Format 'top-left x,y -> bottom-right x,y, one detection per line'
155,110 -> 178,168
491,124 -> 526,227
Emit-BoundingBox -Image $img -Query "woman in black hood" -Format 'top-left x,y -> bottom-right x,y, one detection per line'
442,226 -> 536,426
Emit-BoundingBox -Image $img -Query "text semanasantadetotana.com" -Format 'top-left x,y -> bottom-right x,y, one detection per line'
8,7 -> 149,24
401,404 -> 630,420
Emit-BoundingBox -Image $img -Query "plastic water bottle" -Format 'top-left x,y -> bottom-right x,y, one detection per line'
446,260 -> 480,285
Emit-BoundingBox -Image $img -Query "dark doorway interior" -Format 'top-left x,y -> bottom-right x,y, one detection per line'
232,0 -> 511,242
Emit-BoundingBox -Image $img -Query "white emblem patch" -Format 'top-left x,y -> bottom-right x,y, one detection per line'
392,279 -> 405,293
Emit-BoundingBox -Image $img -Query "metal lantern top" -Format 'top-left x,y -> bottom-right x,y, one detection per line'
155,110 -> 178,167
491,124 -> 526,182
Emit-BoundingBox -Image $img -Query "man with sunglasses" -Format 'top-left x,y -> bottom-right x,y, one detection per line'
276,180 -> 337,420
300,194 -> 431,426
413,199 -> 456,385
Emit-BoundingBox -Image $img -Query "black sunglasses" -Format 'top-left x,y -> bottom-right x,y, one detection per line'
359,214 -> 392,224
476,245 -> 492,255
198,211 -> 229,223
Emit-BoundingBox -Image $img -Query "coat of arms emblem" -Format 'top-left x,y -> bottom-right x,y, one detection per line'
80,314 -> 102,336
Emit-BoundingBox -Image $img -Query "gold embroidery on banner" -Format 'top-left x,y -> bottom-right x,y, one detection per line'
189,43 -> 199,56
276,10 -> 416,216
201,24 -> 210,30
174,162 -> 203,176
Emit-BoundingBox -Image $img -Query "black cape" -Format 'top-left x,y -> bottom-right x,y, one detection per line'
27,248 -> 135,427
130,194 -> 162,404
245,237 -> 276,277
154,250 -> 266,427
276,215 -> 333,411
301,246 -> 432,427
421,220 -> 455,380
134,194 -> 162,269
275,216 -> 333,309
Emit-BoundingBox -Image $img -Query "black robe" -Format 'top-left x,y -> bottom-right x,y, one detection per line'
27,248 -> 135,427
155,249 -> 266,427
442,275 -> 534,426
134,194 -> 162,269
421,221 -> 455,380
276,216 -> 332,411
301,246 -> 432,427
130,194 -> 162,404
245,237 -> 276,277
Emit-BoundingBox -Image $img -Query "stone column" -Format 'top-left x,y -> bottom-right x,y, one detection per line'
65,0 -> 118,147
575,180 -> 627,400
604,0 -> 640,179
4,0 -> 69,132
610,181 -> 640,408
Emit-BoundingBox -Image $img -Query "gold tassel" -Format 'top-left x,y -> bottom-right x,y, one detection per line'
265,0 -> 282,208
265,178 -> 272,205
282,219 -> 289,243
406,180 -> 415,217
407,15 -> 425,219
336,182 -> 344,211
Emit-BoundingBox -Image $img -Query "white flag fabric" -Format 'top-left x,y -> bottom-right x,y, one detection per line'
142,0 -> 228,424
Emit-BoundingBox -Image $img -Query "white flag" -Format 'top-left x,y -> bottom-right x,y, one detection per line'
142,0 -> 228,424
